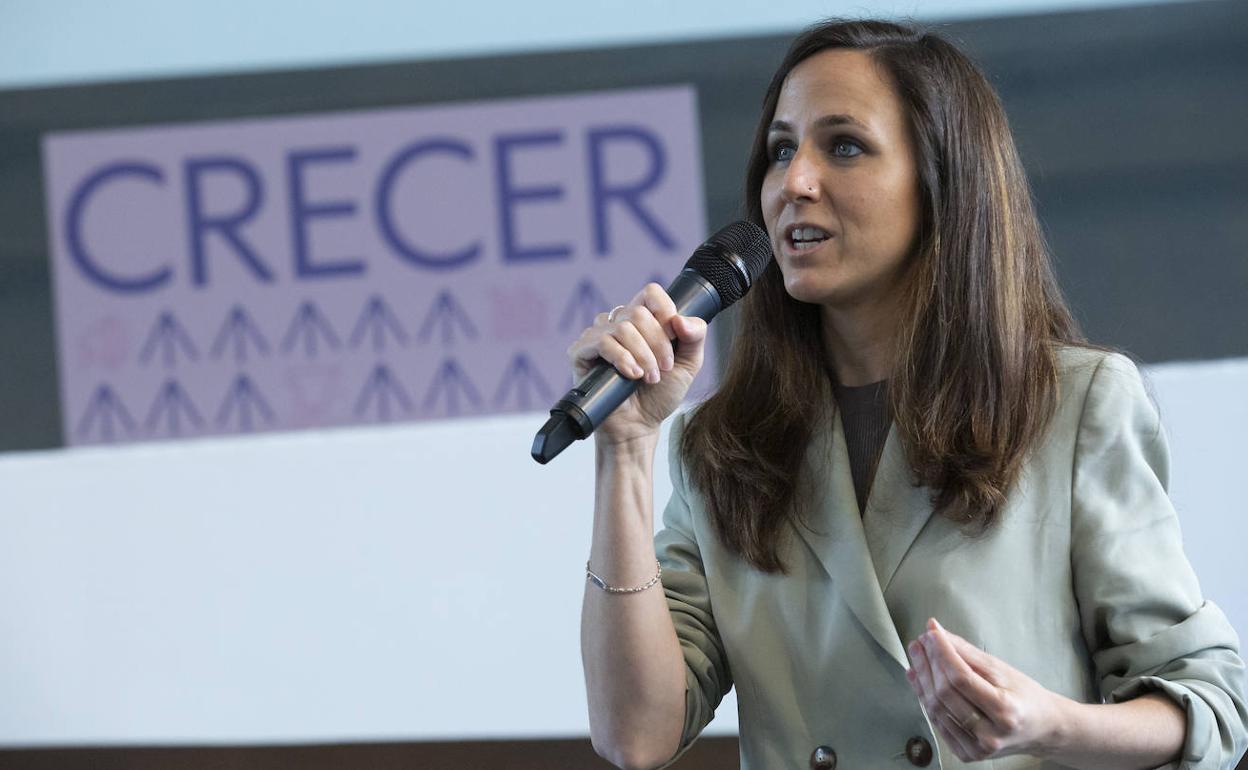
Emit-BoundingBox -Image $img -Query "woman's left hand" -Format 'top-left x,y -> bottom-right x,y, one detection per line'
906,618 -> 1073,762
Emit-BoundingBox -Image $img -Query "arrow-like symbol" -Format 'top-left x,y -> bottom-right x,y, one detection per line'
144,379 -> 204,436
422,358 -> 482,416
281,301 -> 341,358
353,363 -> 413,421
493,352 -> 554,411
137,311 -> 199,367
210,305 -> 270,364
558,278 -> 609,332
348,295 -> 409,352
416,290 -> 478,346
215,374 -> 276,432
75,384 -> 136,442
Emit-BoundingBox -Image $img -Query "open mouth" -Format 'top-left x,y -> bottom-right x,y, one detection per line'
787,225 -> 832,252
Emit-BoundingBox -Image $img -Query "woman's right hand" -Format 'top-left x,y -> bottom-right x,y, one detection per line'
567,283 -> 709,447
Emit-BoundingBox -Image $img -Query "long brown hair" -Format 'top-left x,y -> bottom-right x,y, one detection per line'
683,19 -> 1098,573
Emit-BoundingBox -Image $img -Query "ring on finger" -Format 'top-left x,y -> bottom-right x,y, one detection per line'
962,709 -> 982,732
943,706 -> 968,733
945,706 -> 982,735
607,305 -> 626,323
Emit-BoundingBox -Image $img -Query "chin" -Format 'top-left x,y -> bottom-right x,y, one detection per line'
781,274 -> 838,306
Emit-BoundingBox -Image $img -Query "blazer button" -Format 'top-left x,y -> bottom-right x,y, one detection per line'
906,736 -> 933,767
809,745 -> 837,770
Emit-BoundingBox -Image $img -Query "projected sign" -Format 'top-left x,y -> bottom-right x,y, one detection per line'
42,86 -> 708,446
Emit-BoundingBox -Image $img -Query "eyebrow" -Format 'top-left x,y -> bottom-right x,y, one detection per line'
768,114 -> 871,133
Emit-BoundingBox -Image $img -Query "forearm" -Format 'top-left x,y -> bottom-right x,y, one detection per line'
1042,692 -> 1186,770
581,435 -> 687,769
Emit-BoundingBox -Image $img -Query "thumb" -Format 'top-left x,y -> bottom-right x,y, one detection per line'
671,315 -> 707,368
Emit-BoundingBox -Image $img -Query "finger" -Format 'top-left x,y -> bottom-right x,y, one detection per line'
907,639 -> 939,713
905,654 -> 927,706
568,332 -> 603,378
621,305 -> 675,374
939,623 -> 1008,686
922,638 -> 998,761
637,283 -> 679,334
669,316 -> 706,371
909,642 -> 976,761
932,707 -> 980,762
924,624 -> 1007,721
611,320 -> 662,384
920,632 -> 989,741
592,335 -> 645,380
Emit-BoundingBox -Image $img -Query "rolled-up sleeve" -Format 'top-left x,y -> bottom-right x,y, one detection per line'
653,410 -> 733,764
1071,353 -> 1248,768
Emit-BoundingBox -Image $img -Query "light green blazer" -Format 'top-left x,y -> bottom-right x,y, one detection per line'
655,347 -> 1247,769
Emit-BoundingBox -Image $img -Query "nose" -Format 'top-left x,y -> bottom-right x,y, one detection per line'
781,144 -> 821,204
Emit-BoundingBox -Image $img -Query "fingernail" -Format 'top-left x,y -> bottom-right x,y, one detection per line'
661,356 -> 674,371
646,369 -> 660,384
631,365 -> 645,378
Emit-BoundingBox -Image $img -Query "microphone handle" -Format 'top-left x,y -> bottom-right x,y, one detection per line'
531,270 -> 723,463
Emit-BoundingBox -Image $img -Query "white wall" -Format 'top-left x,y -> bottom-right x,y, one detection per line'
1147,357 -> 1248,623
0,357 -> 1245,747
0,410 -> 666,745
0,0 -> 1203,90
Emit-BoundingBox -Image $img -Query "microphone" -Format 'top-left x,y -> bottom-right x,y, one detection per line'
531,221 -> 773,464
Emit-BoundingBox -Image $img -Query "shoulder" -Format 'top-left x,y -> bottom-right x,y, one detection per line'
1054,344 -> 1168,483
1051,344 -> 1165,469
1054,344 -> 1155,418
1054,343 -> 1132,381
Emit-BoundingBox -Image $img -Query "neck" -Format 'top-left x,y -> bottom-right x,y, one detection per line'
820,296 -> 900,386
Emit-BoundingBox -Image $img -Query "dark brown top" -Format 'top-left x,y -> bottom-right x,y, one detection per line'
830,378 -> 891,517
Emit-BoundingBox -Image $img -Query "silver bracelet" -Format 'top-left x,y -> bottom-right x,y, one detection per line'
586,560 -> 662,594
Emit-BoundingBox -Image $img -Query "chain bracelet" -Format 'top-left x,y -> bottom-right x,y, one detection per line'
586,560 -> 662,594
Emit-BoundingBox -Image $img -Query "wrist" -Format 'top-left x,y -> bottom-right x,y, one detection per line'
595,431 -> 660,462
1034,692 -> 1082,758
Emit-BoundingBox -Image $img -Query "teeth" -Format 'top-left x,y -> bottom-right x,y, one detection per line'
792,226 -> 829,242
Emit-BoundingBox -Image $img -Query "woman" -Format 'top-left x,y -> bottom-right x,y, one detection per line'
572,19 -> 1247,770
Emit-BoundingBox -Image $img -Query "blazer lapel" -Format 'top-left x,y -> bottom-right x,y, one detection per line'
862,422 -> 938,595
791,409 -> 910,669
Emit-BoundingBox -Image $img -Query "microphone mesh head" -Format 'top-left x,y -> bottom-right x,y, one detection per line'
685,221 -> 774,308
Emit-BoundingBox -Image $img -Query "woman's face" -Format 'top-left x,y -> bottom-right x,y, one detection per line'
761,49 -> 922,309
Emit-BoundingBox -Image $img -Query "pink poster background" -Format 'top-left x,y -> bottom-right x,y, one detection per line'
42,86 -> 710,446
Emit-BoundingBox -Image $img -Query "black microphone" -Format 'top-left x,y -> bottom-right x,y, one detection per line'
531,221 -> 773,464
